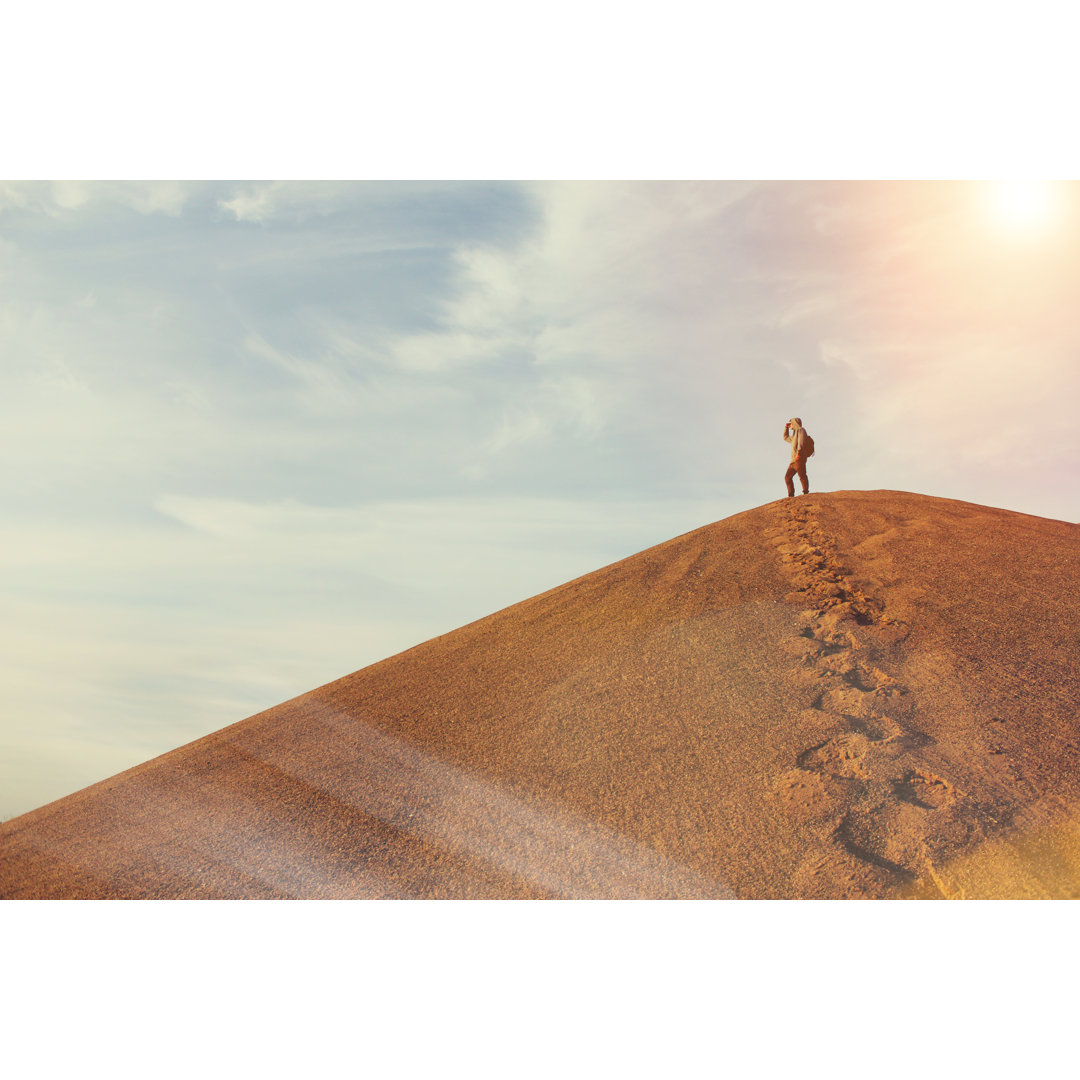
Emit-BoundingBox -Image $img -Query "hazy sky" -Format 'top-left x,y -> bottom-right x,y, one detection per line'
3,178 -> 1079,819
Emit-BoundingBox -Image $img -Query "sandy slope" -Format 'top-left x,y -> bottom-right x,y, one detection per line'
3,490 -> 1080,899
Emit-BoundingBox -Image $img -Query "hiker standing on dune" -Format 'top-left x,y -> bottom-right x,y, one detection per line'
783,417 -> 814,497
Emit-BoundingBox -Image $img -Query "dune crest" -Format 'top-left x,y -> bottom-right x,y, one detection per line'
3,490 -> 1079,899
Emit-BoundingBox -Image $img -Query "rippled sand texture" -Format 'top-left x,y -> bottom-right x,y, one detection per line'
3,490 -> 1080,899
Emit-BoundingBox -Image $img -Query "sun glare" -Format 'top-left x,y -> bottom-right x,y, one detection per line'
986,181 -> 1060,232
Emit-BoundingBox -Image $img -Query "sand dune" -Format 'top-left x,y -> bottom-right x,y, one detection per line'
3,489 -> 1080,899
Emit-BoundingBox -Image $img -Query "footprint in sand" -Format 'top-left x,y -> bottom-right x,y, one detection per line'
773,767 -> 862,824
846,713 -> 903,744
796,733 -> 871,776
893,770 -> 957,809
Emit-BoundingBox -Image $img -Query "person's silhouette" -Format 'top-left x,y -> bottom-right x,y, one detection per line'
783,417 -> 811,497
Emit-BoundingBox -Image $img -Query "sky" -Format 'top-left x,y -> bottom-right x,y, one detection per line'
2,178 -> 1080,821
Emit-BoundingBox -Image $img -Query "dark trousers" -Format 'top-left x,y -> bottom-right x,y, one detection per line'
785,456 -> 809,496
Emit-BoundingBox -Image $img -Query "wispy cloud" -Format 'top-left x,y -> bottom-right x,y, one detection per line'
0,180 -> 198,217
216,181 -> 459,225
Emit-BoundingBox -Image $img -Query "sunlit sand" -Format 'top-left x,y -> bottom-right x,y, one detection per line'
3,490 -> 1079,899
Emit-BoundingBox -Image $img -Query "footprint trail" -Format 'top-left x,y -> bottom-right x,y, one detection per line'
766,499 -> 982,898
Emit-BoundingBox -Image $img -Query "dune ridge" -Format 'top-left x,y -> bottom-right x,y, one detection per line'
3,490 -> 1080,899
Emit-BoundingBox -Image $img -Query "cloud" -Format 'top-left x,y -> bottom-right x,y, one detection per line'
0,180 -> 197,217
3,180 -> 795,509
214,180 -> 506,228
217,181 -> 370,224
371,181 -> 784,498
215,181 -> 403,224
242,331 -> 377,417
150,493 -> 720,585
7,179 -> 1076,511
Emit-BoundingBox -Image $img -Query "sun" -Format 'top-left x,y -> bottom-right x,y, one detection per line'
985,181 -> 1060,232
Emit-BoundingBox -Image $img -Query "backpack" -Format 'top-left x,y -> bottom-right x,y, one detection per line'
802,432 -> 815,458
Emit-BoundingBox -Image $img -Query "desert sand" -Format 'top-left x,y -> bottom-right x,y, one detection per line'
3,489 -> 1080,899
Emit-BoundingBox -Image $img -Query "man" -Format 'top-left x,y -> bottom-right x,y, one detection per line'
783,417 -> 812,497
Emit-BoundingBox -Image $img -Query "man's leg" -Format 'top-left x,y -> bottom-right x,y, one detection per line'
797,458 -> 809,495
784,463 -> 797,497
